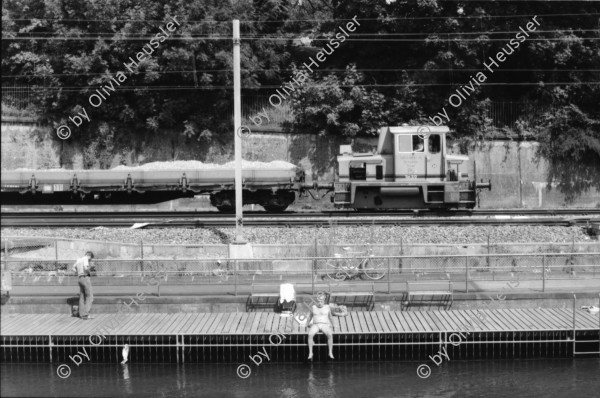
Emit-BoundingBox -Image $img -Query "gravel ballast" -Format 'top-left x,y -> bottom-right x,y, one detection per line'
1,225 -> 593,245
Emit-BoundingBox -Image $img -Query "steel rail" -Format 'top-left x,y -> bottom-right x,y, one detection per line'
1,210 -> 598,228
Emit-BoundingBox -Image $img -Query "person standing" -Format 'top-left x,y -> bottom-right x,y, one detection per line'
72,251 -> 94,319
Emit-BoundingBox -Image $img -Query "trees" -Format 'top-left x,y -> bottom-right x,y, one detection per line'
2,0 -> 598,195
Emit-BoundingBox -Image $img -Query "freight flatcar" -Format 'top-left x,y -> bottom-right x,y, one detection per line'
0,162 -> 302,212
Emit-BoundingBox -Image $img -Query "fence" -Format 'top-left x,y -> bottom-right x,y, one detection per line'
0,85 -> 553,130
2,251 -> 599,295
3,236 -> 598,262
485,101 -> 555,129
1,85 -> 33,110
237,97 -> 549,130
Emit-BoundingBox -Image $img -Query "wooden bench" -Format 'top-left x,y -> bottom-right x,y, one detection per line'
246,282 -> 285,312
328,282 -> 375,311
404,281 -> 453,310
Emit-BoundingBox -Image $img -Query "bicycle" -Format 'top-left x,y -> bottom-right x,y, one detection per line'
325,247 -> 386,281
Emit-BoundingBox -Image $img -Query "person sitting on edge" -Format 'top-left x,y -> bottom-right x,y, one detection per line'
72,251 -> 94,320
306,296 -> 334,359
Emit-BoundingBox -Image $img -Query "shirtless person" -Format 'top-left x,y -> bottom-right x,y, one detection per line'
306,296 -> 334,359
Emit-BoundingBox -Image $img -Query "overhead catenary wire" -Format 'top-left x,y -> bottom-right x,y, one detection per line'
3,68 -> 599,78
6,12 -> 600,23
4,28 -> 599,37
3,36 -> 598,42
18,82 -> 600,92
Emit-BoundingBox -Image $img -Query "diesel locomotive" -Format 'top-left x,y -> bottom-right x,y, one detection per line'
0,125 -> 490,211
332,125 -> 491,209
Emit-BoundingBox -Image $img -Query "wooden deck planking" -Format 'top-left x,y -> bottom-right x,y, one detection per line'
139,314 -> 168,335
120,314 -> 149,335
534,309 -> 562,329
376,312 -> 391,333
24,314 -> 63,335
2,309 -> 598,337
453,311 -> 481,331
492,309 -> 522,330
156,313 -> 183,334
348,313 -> 360,333
573,310 -> 599,329
235,313 -> 251,335
390,312 -> 410,332
436,311 -> 461,331
170,314 -> 192,334
357,312 -> 370,333
249,312 -> 262,334
405,312 -> 422,332
414,312 -> 434,332
226,313 -> 243,334
524,308 -> 557,330
370,312 -> 383,332
255,313 -> 269,334
547,309 -> 573,329
483,310 -> 510,331
129,314 -> 157,335
477,310 -> 503,331
198,314 -> 217,334
207,313 -> 226,334
432,311 -> 452,332
188,313 -> 210,335
499,309 -> 529,330
179,313 -> 201,334
215,313 -> 233,334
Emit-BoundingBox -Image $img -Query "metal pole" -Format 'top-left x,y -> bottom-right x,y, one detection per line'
572,293 -> 576,355
387,257 -> 391,294
313,237 -> 317,295
140,240 -> 144,273
233,20 -> 243,242
465,255 -> 469,293
542,255 -> 546,292
234,260 -> 238,296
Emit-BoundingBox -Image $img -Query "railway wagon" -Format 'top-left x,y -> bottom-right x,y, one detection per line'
0,164 -> 301,212
332,125 -> 491,209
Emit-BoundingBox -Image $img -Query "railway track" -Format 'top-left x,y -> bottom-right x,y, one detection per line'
2,209 -> 599,228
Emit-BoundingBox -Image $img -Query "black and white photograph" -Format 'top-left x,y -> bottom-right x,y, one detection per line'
1,0 -> 599,397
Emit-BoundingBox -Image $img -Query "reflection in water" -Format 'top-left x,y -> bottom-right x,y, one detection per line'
1,359 -> 599,398
307,365 -> 335,398
121,364 -> 132,395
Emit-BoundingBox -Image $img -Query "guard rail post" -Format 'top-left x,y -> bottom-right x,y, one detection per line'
542,255 -> 546,292
234,260 -> 238,296
387,257 -> 391,294
465,255 -> 469,293
311,256 -> 315,296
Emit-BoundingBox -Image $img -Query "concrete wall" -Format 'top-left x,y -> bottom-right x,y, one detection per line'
3,293 -> 599,314
2,123 -> 598,208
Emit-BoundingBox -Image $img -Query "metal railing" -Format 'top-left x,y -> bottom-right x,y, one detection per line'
2,252 -> 599,295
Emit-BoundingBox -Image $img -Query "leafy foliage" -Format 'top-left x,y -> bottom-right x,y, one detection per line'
2,0 -> 599,194
535,104 -> 600,201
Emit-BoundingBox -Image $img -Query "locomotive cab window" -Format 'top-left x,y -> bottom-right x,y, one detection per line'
428,134 -> 441,154
412,135 -> 424,152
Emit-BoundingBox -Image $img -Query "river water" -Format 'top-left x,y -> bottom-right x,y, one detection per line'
1,359 -> 599,397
